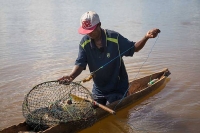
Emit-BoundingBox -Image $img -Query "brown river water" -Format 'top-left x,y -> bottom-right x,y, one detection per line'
0,0 -> 200,133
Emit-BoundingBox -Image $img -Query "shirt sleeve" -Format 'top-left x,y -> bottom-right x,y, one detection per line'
118,33 -> 135,57
75,44 -> 87,70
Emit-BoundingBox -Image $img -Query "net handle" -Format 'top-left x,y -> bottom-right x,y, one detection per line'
71,94 -> 116,115
91,100 -> 116,115
61,79 -> 116,114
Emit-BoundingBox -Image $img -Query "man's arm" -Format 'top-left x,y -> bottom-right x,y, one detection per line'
134,28 -> 160,52
58,65 -> 84,83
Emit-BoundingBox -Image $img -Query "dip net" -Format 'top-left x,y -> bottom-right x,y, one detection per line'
22,81 -> 97,131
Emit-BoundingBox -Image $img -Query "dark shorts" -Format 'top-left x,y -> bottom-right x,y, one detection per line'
93,93 -> 124,105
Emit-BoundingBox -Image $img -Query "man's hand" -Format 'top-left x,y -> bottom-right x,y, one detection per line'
134,28 -> 161,52
58,65 -> 84,84
58,75 -> 73,84
145,29 -> 160,39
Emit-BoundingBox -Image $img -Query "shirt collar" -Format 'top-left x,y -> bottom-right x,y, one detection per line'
90,28 -> 106,49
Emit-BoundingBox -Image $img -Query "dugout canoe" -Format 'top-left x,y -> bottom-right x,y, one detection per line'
1,68 -> 171,133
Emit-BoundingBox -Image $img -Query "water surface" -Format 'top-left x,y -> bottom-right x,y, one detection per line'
0,0 -> 200,132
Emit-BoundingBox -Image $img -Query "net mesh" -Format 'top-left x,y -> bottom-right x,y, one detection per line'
22,81 -> 97,131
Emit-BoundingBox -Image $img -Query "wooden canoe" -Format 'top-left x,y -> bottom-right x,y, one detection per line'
1,68 -> 171,133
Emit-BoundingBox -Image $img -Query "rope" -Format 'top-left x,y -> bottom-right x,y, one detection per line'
92,44 -> 135,74
114,34 -> 160,110
113,34 -> 160,133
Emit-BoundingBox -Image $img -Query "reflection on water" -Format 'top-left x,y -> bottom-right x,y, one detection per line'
0,0 -> 200,132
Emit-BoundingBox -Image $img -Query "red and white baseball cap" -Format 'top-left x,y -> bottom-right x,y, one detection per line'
78,11 -> 100,35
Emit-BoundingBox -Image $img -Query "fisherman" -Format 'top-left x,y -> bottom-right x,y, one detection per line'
58,11 -> 160,105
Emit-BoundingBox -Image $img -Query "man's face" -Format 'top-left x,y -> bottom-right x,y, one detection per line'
87,24 -> 101,39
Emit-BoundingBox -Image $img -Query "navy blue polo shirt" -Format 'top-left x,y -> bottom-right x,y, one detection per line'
75,29 -> 135,96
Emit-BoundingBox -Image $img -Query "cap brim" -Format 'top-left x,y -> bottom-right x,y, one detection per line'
78,25 -> 97,35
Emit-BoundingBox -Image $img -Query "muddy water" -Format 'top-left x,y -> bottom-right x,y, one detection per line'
0,1 -> 200,132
